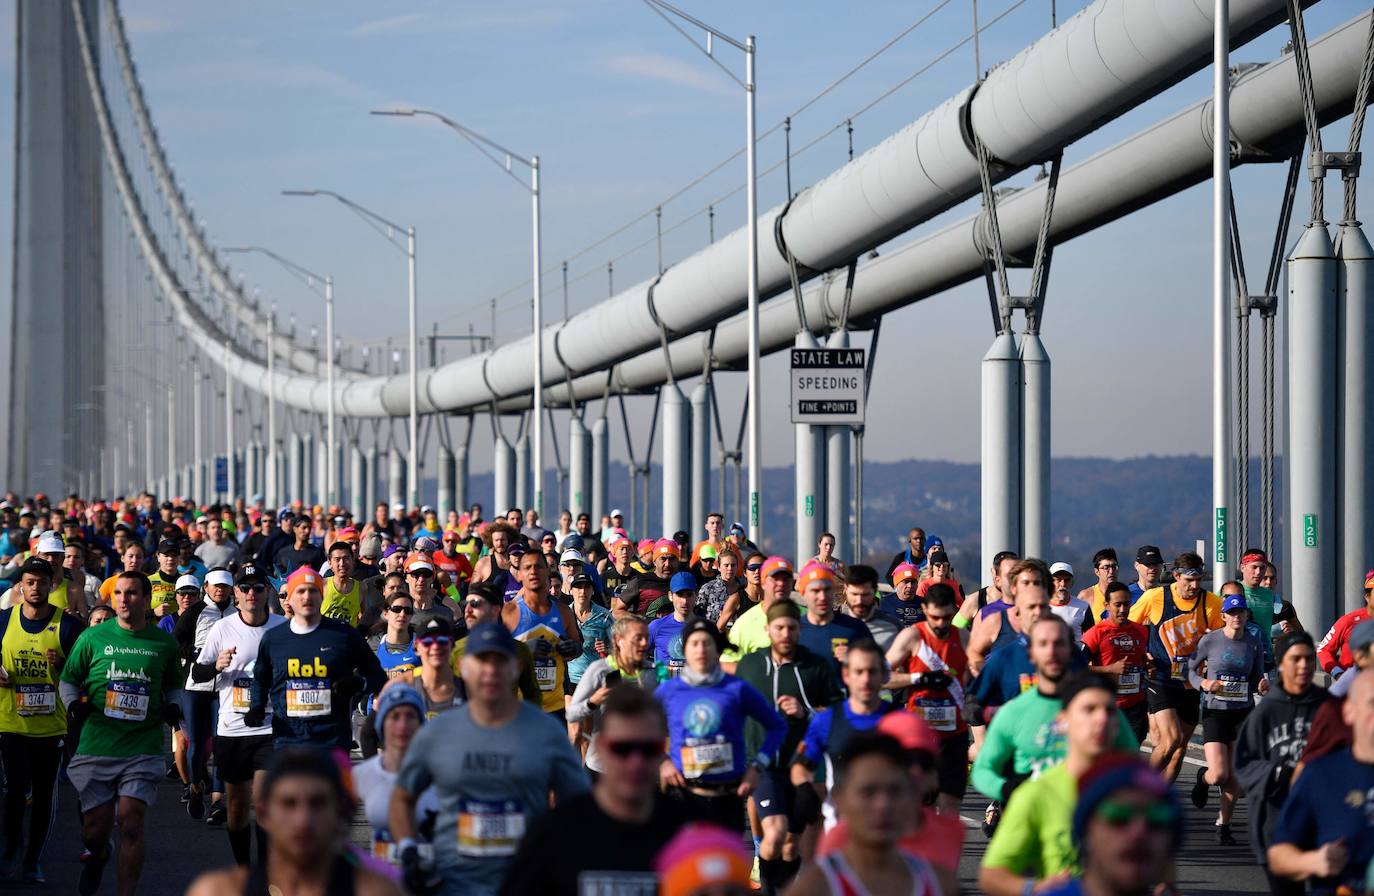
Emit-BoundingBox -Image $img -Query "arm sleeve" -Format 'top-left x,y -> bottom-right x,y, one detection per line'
350,628 -> 389,693
794,711 -> 830,766
971,709 -> 1015,800
250,635 -> 272,712
59,680 -> 82,711
1187,635 -> 1209,690
566,664 -> 604,723
1317,619 -> 1344,673
740,680 -> 787,762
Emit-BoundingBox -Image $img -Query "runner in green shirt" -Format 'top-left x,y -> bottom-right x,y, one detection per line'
59,569 -> 183,896
980,672 -> 1138,896
972,616 -> 1139,802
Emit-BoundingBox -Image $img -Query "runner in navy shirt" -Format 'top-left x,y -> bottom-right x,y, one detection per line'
796,564 -> 871,677
648,572 -> 696,678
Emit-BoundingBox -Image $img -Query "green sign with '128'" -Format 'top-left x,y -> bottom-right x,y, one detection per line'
1214,508 -> 1227,564
1303,514 -> 1318,548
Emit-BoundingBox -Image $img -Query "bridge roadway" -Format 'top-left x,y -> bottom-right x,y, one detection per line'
12,739 -> 1265,894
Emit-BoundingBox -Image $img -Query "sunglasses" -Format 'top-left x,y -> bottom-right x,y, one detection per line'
388,605 -> 415,615
603,739 -> 663,759
464,600 -> 488,610
238,584 -> 266,594
747,563 -> 763,572
417,635 -> 452,648
408,569 -> 434,578
1095,800 -> 1177,830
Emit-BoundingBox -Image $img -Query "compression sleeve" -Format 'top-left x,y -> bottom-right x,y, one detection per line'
740,678 -> 788,763
971,704 -> 1016,800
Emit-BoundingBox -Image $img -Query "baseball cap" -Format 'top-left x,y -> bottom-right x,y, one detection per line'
175,574 -> 202,593
654,538 -> 680,560
1221,594 -> 1248,614
235,563 -> 267,587
876,710 -> 939,758
670,571 -> 698,593
610,508 -> 624,518
891,562 -> 918,586
415,614 -> 454,639
570,571 -> 594,588
156,538 -> 179,556
17,557 -> 53,579
285,567 -> 323,594
1135,545 -> 1165,566
560,549 -> 585,565
465,621 -> 518,659
373,684 -> 427,737
761,556 -> 794,580
414,536 -> 440,552
656,824 -> 752,896
729,522 -> 746,536
1351,619 -> 1374,654
928,549 -> 950,566
506,542 -> 528,559
36,534 -> 65,555
698,544 -> 718,561
405,556 -> 434,574
1049,561 -> 1074,577
421,505 -> 435,516
205,569 -> 234,588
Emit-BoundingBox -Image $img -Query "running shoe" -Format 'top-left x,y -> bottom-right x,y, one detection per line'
206,799 -> 227,826
23,864 -> 45,884
982,801 -> 1002,837
1217,823 -> 1236,846
1190,766 -> 1210,809
187,785 -> 205,820
180,783 -> 191,803
78,840 -> 112,896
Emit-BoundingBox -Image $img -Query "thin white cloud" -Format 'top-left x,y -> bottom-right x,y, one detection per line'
457,11 -> 572,29
349,13 -> 425,37
602,52 -> 735,97
155,60 -> 380,104
124,16 -> 176,35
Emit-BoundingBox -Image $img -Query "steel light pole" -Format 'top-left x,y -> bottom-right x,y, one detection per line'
371,107 -> 545,521
1211,0 -> 1233,583
223,246 -> 337,507
282,190 -> 418,509
640,0 -> 760,542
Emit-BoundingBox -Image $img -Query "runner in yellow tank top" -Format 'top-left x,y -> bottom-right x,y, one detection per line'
321,542 -> 362,625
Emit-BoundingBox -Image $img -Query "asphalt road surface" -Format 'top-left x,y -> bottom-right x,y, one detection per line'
13,741 -> 1268,894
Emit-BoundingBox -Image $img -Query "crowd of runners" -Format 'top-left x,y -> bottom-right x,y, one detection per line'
0,494 -> 1371,894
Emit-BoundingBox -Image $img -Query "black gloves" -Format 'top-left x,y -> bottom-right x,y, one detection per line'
162,701 -> 184,729
68,699 -> 93,725
400,844 -> 441,896
917,670 -> 952,691
555,638 -> 581,660
791,781 -> 823,827
531,639 -> 553,658
243,705 -> 267,729
332,673 -> 365,702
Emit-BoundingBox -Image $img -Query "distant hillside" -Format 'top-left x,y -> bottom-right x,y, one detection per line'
450,455 -> 1284,582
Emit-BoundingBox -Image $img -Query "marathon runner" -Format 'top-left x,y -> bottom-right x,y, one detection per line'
1129,551 -> 1223,782
980,671 -> 1136,896
405,553 -> 457,630
0,557 -> 82,883
246,566 -> 387,749
1316,569 -> 1374,679
615,537 -> 679,619
954,550 -> 1018,632
1129,544 -> 1165,603
882,563 -> 925,628
189,561 -> 285,866
787,731 -> 943,896
1048,562 -> 1093,642
353,684 -> 440,869
321,540 -> 363,625
389,621 -> 589,896
187,747 -> 403,896
372,588 -> 420,680
842,565 -> 901,652
565,569 -> 611,707
272,514 -> 325,579
717,551 -> 766,634
972,617 -> 1137,805
453,581 -> 541,706
411,615 -> 465,717
59,569 -> 184,896
722,556 -> 794,665
657,616 -> 786,834
1081,581 -> 1151,744
1188,590 -> 1265,846
173,567 -> 236,821
968,559 -> 1050,676
1077,548 -> 1120,621
797,564 -> 871,676
649,571 -> 696,678
149,538 -> 183,616
500,686 -> 689,896
501,549 -> 581,719
735,599 -> 843,893
471,521 -> 518,594
884,583 -> 969,814
885,527 -> 926,579
601,532 -> 640,599
568,614 -> 657,775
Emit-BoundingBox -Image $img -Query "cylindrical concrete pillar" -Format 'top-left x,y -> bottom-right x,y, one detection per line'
794,331 -> 827,566
591,416 -> 609,525
349,443 -> 365,521
317,436 -> 329,507
244,441 -> 259,502
1285,225 -> 1339,630
661,384 -> 691,537
388,447 -> 406,512
455,442 -> 469,517
437,446 -> 455,521
690,382 -> 712,535
514,433 -> 530,512
982,332 -> 1022,574
1340,224 -> 1374,612
300,433 -> 315,506
364,445 -> 378,516
569,416 -> 591,520
1021,332 -> 1051,561
825,329 -> 852,562
493,436 -> 516,515
289,434 -> 305,506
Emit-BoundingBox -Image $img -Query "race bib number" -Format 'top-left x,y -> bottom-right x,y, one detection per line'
285,679 -> 331,717
16,683 -> 56,716
681,739 -> 734,779
1217,675 -> 1249,703
1117,668 -> 1142,696
916,698 -> 957,732
1169,656 -> 1190,683
104,680 -> 150,721
230,678 -> 253,713
534,657 -> 557,691
456,799 -> 525,857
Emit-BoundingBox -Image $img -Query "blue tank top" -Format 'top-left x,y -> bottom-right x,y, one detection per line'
512,598 -> 569,713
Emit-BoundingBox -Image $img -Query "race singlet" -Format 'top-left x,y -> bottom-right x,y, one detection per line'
0,607 -> 65,736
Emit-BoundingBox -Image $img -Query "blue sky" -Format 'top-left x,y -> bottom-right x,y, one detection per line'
0,0 -> 1369,475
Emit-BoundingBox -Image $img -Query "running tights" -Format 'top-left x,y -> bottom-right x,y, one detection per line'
0,733 -> 63,870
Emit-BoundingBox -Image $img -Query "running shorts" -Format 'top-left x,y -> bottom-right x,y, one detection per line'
1145,682 -> 1201,728
66,753 -> 165,811
935,731 -> 971,799
1122,701 -> 1150,746
1200,707 -> 1252,744
214,734 -> 275,784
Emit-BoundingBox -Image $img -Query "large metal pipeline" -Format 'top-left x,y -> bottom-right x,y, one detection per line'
84,0 -> 1322,417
